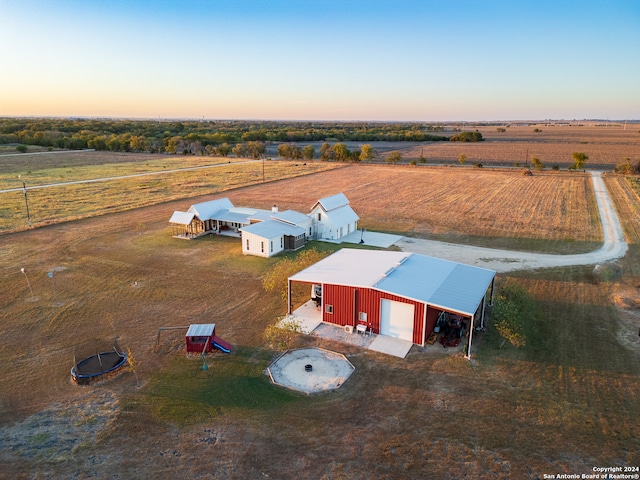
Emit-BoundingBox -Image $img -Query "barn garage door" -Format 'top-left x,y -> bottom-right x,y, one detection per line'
380,299 -> 415,342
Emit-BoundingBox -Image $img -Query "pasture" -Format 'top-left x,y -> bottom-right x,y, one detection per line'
394,124 -> 640,169
0,150 -> 639,478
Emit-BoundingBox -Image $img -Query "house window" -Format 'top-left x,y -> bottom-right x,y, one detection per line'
359,312 -> 367,322
280,237 -> 283,248
318,213 -> 321,221
326,304 -> 333,314
270,241 -> 273,252
261,241 -> 264,253
246,239 -> 249,250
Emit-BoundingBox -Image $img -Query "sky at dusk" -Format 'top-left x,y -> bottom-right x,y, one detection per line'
1,0 -> 638,121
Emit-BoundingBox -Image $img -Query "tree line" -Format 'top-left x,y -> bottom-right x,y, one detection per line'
0,118 -> 483,155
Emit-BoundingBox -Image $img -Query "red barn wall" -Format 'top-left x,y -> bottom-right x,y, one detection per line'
186,335 -> 213,353
322,284 -> 426,345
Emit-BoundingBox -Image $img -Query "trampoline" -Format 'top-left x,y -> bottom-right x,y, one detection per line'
71,349 -> 128,385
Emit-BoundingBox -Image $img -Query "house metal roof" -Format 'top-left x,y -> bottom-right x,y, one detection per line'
324,204 -> 360,226
314,193 -> 350,212
186,324 -> 215,337
289,249 -> 496,317
240,219 -> 306,239
169,211 -> 195,225
188,198 -> 234,220
272,209 -> 310,226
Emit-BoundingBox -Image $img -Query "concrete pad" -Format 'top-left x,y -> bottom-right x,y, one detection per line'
320,230 -> 403,248
280,301 -> 322,334
368,335 -> 413,358
267,347 -> 355,394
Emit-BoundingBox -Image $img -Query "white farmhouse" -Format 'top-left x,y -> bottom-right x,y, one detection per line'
310,193 -> 359,241
170,193 -> 361,258
240,208 -> 311,258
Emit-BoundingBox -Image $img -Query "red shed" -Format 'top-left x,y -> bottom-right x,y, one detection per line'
186,324 -> 216,354
287,249 -> 496,357
185,323 -> 233,354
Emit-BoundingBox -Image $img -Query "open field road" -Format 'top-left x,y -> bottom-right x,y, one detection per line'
398,171 -> 628,272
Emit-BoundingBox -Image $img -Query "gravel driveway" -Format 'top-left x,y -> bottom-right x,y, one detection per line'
397,171 -> 627,273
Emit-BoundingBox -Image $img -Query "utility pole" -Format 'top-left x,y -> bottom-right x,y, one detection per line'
23,182 -> 31,226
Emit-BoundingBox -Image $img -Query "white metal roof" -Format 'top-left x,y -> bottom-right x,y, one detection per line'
169,211 -> 195,225
314,193 -> 350,212
375,254 -> 496,316
188,198 -> 234,220
272,209 -> 310,226
289,249 -> 495,316
240,220 -> 305,239
186,324 -> 215,337
289,249 -> 408,288
324,204 -> 359,226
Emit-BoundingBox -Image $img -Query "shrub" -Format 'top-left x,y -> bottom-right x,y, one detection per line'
531,156 -> 545,171
492,282 -> 542,348
613,158 -> 639,175
449,131 -> 483,142
16,145 -> 27,153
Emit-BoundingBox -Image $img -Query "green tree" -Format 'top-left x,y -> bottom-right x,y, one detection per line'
232,143 -> 247,158
277,143 -> 301,160
217,142 -> 231,157
302,144 -> 315,160
15,145 -> 27,153
386,151 -> 402,164
332,142 -> 351,162
319,142 -> 333,161
246,141 -> 266,159
277,143 -> 290,159
359,144 -> 376,162
458,153 -> 467,165
450,131 -> 483,142
262,248 -> 329,305
571,152 -> 588,170
264,318 -> 303,351
531,156 -> 545,171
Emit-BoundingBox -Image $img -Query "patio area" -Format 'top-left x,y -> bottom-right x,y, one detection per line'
280,301 -> 414,358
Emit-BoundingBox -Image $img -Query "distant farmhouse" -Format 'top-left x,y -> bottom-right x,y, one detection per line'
169,193 -> 359,258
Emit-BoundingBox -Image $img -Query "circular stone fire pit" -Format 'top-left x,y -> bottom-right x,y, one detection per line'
267,347 -> 355,394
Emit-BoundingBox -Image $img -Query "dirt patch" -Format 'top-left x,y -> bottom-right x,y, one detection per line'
0,391 -> 118,464
612,284 -> 640,351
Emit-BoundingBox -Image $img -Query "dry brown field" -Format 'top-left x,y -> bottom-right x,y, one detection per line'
397,125 -> 640,168
1,160 -> 639,478
228,165 -> 602,253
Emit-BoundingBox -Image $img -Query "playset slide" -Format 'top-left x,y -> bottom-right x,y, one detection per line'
211,335 -> 232,354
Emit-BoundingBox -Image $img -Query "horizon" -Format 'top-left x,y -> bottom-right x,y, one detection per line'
1,0 -> 639,121
2,116 -> 638,124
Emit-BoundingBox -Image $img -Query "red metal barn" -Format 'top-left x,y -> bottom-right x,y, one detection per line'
288,249 -> 496,356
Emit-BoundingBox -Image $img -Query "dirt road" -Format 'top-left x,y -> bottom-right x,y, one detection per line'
398,171 -> 628,272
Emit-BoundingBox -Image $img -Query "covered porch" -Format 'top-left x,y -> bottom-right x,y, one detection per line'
280,301 -> 414,358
